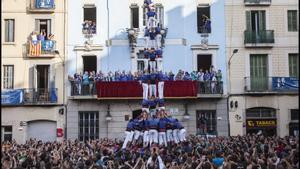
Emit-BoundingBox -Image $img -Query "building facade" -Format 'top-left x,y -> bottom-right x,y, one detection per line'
66,0 -> 229,141
226,0 -> 299,137
1,0 -> 67,143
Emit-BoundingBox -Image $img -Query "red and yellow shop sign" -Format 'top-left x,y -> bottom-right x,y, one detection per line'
246,119 -> 277,128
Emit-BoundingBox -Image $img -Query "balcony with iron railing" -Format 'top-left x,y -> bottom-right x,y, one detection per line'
244,77 -> 298,94
27,40 -> 56,58
244,30 -> 274,47
23,88 -> 58,104
27,0 -> 55,13
1,88 -> 58,105
244,0 -> 271,6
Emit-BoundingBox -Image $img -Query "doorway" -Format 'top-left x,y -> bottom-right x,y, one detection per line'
83,56 -> 97,73
197,54 -> 212,72
36,65 -> 50,89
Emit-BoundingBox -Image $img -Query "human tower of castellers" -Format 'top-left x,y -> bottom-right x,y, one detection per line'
122,0 -> 186,150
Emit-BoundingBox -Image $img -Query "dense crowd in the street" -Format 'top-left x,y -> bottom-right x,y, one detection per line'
2,134 -> 298,169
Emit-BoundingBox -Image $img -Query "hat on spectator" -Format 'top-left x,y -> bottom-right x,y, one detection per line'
142,108 -> 149,113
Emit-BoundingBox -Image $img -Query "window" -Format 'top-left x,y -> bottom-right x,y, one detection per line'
246,108 -> 276,118
196,110 -> 217,135
197,5 -> 211,33
4,19 -> 15,42
155,4 -> 164,28
35,19 -> 52,36
36,65 -> 50,89
83,56 -> 97,73
131,5 -> 139,28
291,109 -> 299,121
143,6 -> 148,26
289,54 -> 299,78
137,51 -> 148,72
79,111 -> 99,141
250,54 -> 268,91
246,11 -> 266,31
1,126 -> 12,142
83,6 -> 97,34
288,10 -> 298,32
3,65 -> 14,89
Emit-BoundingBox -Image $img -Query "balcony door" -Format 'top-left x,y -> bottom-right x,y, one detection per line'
197,54 -> 212,72
36,65 -> 50,89
250,54 -> 268,91
83,55 -> 97,73
246,11 -> 266,42
35,19 -> 51,36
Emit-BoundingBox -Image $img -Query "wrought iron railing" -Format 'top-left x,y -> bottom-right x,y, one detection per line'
244,30 -> 274,44
27,40 -> 56,57
70,81 -> 97,96
23,88 -> 58,103
197,81 -> 223,94
244,77 -> 299,92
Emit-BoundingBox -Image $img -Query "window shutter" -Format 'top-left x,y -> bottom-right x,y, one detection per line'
246,11 -> 251,30
258,11 -> 266,30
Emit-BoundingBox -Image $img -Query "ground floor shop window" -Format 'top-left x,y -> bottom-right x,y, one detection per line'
78,111 -> 99,141
246,108 -> 277,136
289,109 -> 299,136
196,110 -> 217,135
1,126 -> 12,142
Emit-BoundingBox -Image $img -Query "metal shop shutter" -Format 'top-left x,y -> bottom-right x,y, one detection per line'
27,120 -> 56,142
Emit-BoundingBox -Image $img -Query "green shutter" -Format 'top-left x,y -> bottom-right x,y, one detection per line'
246,11 -> 251,30
289,54 -> 299,78
258,11 -> 266,30
250,54 -> 268,91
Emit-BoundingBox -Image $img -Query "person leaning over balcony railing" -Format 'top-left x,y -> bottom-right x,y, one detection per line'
82,71 -> 90,95
211,74 -> 217,94
216,69 -> 223,93
30,31 -> 41,56
74,73 -> 82,95
89,71 -> 95,94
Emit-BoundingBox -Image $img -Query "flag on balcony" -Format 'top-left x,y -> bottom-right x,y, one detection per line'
30,41 -> 41,56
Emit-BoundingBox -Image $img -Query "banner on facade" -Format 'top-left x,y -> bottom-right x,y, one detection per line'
36,0 -> 54,9
1,89 -> 23,105
272,77 -> 299,91
246,119 -> 277,128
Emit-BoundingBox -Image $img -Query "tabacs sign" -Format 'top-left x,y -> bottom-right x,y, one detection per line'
246,119 -> 277,128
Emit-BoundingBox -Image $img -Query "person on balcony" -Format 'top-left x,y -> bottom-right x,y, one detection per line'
91,21 -> 96,34
198,69 -> 205,93
202,14 -> 211,33
183,72 -> 192,81
191,71 -> 198,81
89,71 -> 95,95
82,71 -> 90,95
203,70 -> 211,93
216,69 -> 223,93
82,20 -> 89,34
211,74 -> 217,94
168,71 -> 175,81
30,31 -> 41,56
74,73 -> 82,95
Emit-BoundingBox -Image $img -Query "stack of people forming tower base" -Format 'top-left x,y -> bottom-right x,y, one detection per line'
122,0 -> 186,150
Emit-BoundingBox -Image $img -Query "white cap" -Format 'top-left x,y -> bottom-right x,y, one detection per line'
158,107 -> 165,111
142,108 -> 149,113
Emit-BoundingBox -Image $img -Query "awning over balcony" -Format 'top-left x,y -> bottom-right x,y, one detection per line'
96,81 -> 198,98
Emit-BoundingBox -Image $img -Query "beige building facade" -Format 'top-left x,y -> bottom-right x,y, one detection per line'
225,0 -> 299,137
1,0 -> 67,143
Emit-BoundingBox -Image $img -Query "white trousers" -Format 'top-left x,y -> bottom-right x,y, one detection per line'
179,129 -> 186,142
144,36 -> 150,49
149,83 -> 157,97
142,83 -> 149,100
148,129 -> 158,145
158,81 -> 164,99
158,132 -> 167,147
143,131 -> 149,146
166,129 -> 173,142
133,130 -> 141,140
156,34 -> 162,49
172,129 -> 179,144
149,61 -> 156,73
122,131 -> 134,149
147,17 -> 157,29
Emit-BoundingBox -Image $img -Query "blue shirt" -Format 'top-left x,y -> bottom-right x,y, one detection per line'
142,99 -> 149,108
157,99 -> 165,107
156,49 -> 162,56
212,157 -> 224,167
148,118 -> 159,129
141,74 -> 149,83
174,120 -> 183,129
149,32 -> 156,40
144,28 -> 150,37
144,50 -> 149,58
120,74 -> 127,81
144,0 -> 152,5
147,11 -> 156,17
203,73 -> 210,81
148,99 -> 157,109
149,52 -> 156,61
133,119 -> 142,131
158,118 -> 168,130
155,27 -> 161,34
126,120 -> 134,131
149,73 -> 157,84
82,74 -> 89,84
158,73 -> 168,81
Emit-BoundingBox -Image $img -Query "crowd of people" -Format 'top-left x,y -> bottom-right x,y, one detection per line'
68,66 -> 223,95
2,134 -> 298,169
29,30 -> 55,56
82,20 -> 97,35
